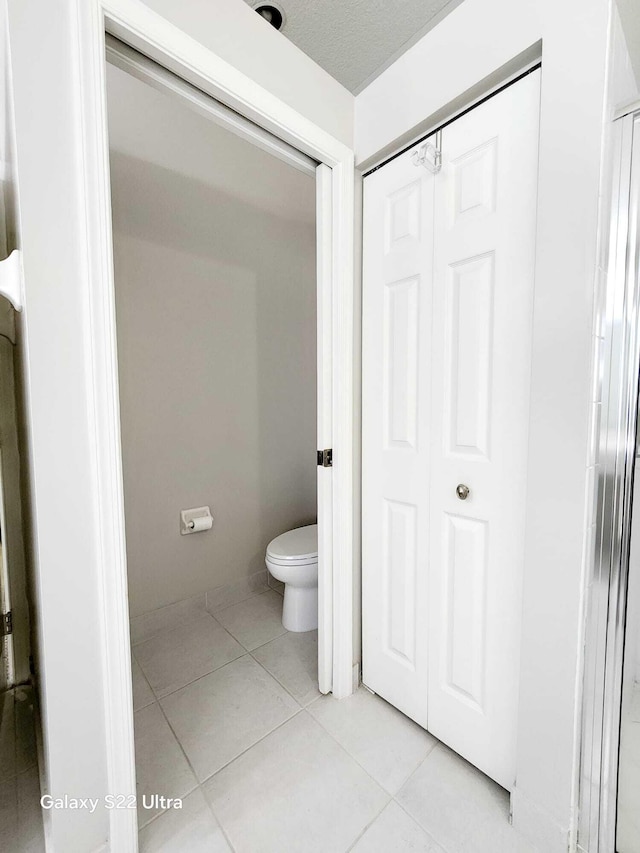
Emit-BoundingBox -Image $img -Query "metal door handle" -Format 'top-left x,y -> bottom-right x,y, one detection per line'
456,484 -> 470,500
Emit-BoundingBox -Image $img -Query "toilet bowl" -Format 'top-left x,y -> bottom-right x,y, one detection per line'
265,524 -> 318,632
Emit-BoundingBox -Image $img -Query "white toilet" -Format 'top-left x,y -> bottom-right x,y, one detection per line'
265,524 -> 318,632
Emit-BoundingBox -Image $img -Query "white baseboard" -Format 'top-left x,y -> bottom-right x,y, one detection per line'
129,569 -> 270,645
129,594 -> 207,645
206,569 -> 269,613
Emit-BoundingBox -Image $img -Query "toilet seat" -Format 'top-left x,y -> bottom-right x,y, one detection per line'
266,555 -> 318,568
266,524 -> 318,565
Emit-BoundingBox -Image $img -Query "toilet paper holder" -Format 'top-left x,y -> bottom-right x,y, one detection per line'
180,506 -> 213,535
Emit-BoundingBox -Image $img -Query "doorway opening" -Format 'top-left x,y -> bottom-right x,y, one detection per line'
105,39 -> 333,842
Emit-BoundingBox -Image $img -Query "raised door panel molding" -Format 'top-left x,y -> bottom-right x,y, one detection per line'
384,275 -> 420,450
383,499 -> 418,669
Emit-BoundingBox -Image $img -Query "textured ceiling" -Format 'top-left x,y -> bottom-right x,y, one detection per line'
243,0 -> 461,93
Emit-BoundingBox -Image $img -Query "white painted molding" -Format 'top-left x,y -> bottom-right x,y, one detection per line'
104,35 -> 318,177
316,162 -> 334,697
614,95 -> 640,121
73,1 -> 137,849
0,249 -> 23,310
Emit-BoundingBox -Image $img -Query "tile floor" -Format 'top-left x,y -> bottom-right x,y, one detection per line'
0,686 -> 45,852
132,585 -> 540,853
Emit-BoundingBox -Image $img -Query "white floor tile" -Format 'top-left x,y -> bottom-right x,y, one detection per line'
134,703 -> 197,827
252,630 -> 320,706
132,658 -> 155,711
214,590 -> 286,651
308,688 -> 436,794
396,743 -> 510,852
350,801 -> 445,852
161,655 -> 299,782
458,816 -> 539,853
139,789 -> 231,853
204,712 -> 389,853
134,614 -> 244,698
131,595 -> 208,646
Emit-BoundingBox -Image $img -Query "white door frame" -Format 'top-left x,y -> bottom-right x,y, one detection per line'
76,0 -> 355,848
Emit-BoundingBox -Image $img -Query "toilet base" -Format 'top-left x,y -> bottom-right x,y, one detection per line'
282,584 -> 318,632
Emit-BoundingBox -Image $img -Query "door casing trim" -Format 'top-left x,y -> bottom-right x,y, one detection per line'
74,0 -> 356,848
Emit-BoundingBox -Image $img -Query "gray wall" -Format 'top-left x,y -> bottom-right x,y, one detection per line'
108,69 -> 317,617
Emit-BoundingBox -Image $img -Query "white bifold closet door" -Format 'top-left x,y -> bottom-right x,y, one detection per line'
362,70 -> 540,789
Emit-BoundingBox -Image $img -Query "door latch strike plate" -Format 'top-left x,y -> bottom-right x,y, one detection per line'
1,611 -> 12,637
317,449 -> 333,468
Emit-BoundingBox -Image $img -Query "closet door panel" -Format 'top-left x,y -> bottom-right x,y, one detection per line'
362,153 -> 434,726
362,70 -> 540,790
428,71 -> 541,788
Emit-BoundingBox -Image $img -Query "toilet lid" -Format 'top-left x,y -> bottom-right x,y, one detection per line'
267,524 -> 318,562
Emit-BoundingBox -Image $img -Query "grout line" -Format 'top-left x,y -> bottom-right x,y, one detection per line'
131,654 -> 156,712
247,648 -> 310,708
137,655 -> 304,804
240,626 -> 289,653
299,706 -> 401,802
198,783 -> 238,853
391,735 -> 440,796
305,698 -> 442,803
134,780 -> 197,834
212,605 -> 288,654
129,575 -> 273,648
142,648 -> 248,704
202,614 -> 252,654
136,610 -> 295,706
139,702 -> 200,834
197,708 -> 304,789
248,627 -> 293,654
212,588 -> 277,620
129,607 -> 211,648
235,636 -> 288,656
303,701 -> 395,790
129,624 -> 459,853
137,785 -> 238,853
305,692 -> 323,709
344,793 -> 393,852
206,584 -> 272,617
391,796 -> 456,853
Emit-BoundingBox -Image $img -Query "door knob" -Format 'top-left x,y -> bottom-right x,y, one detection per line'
456,484 -> 470,500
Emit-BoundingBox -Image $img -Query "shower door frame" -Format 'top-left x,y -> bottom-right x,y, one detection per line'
75,0 -> 357,849
578,104 -> 640,853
